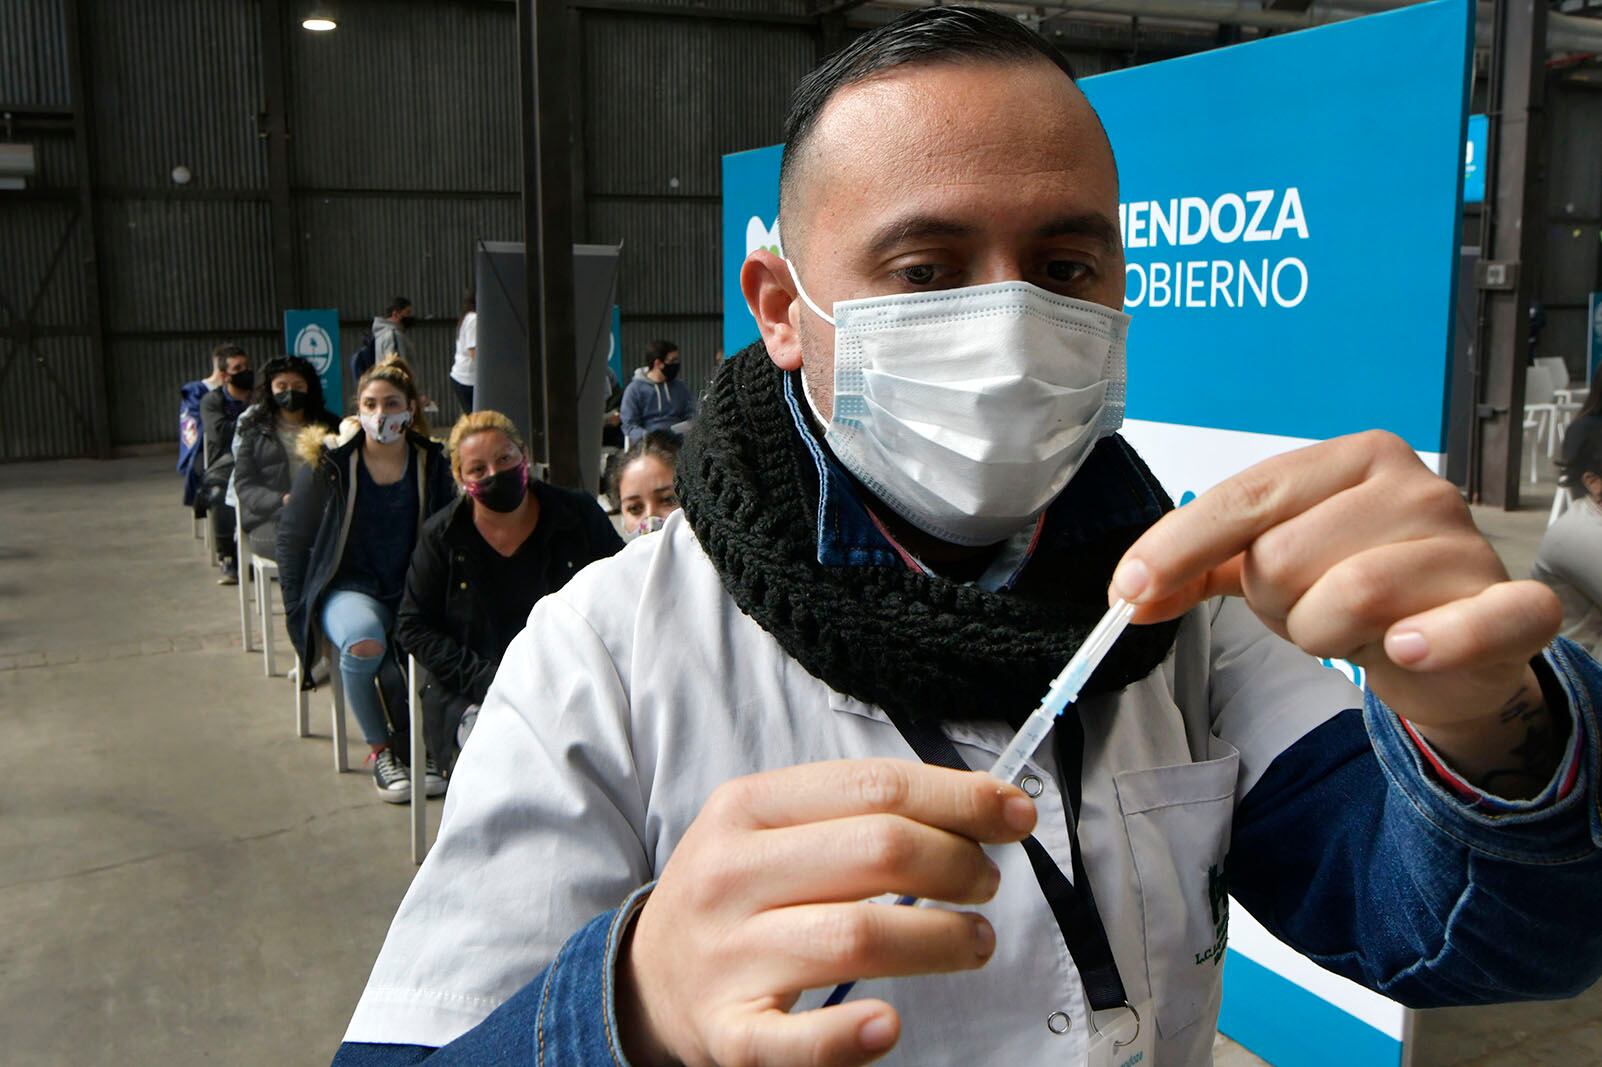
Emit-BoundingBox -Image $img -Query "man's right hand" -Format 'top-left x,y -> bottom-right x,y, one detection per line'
616,759 -> 1037,1067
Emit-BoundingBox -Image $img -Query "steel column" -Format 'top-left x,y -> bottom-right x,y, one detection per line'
66,0 -> 112,459
1471,0 -> 1548,508
517,0 -> 582,489
259,0 -> 302,312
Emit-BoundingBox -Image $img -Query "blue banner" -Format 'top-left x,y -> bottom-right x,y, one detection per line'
722,146 -> 784,358
1464,113 -> 1487,204
283,308 -> 342,413
721,0 -> 1471,462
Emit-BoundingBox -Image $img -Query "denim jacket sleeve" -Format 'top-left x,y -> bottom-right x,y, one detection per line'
331,885 -> 654,1066
1229,638 -> 1602,1007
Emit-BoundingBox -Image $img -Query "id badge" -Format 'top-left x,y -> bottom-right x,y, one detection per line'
1086,1001 -> 1154,1067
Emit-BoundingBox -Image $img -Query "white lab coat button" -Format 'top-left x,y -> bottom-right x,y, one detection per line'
1046,1011 -> 1071,1034
1020,774 -> 1044,798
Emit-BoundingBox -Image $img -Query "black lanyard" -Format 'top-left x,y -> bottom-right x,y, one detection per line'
886,709 -> 1129,1013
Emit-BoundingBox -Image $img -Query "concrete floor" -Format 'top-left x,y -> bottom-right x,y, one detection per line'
0,455 -> 1597,1066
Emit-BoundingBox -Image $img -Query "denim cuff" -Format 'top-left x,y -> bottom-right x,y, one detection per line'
534,882 -> 655,1067
1363,638 -> 1602,864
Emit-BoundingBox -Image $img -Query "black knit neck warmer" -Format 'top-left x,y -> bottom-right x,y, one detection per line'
676,344 -> 1181,728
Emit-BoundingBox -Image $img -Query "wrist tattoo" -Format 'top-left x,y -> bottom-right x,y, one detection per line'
1476,685 -> 1562,796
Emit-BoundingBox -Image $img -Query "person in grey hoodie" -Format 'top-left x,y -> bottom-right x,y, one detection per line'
372,297 -> 416,364
620,340 -> 696,445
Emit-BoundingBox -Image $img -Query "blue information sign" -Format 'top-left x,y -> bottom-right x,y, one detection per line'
609,305 -> 623,385
282,309 -> 343,414
1590,292 -> 1602,384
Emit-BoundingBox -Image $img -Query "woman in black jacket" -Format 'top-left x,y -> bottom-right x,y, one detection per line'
397,410 -> 623,776
234,355 -> 340,561
277,360 -> 457,803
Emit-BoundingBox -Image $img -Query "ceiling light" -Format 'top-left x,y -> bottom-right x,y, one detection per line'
302,16 -> 337,31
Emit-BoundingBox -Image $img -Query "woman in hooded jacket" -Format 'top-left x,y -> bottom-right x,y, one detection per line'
278,360 -> 457,803
233,354 -> 340,561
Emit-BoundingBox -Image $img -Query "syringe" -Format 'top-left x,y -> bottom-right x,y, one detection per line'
821,597 -> 1137,1008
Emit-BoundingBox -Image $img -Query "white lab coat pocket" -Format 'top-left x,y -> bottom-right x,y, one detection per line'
1113,736 -> 1239,1040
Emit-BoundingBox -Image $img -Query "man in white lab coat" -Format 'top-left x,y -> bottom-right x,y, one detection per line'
335,8 -> 1602,1066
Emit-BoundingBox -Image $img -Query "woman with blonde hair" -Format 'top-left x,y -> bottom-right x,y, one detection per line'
278,360 -> 457,803
396,409 -> 622,774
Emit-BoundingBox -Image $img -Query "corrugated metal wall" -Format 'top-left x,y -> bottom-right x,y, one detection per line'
1543,82 -> 1602,378
0,0 -> 97,460
579,8 -> 817,394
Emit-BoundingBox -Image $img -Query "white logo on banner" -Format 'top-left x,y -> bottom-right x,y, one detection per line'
293,324 -> 334,376
746,215 -> 782,257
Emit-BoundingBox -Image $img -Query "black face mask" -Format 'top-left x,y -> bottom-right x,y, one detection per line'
273,389 -> 307,413
397,316 -> 413,332
230,370 -> 255,391
470,465 -> 528,513
661,362 -> 681,382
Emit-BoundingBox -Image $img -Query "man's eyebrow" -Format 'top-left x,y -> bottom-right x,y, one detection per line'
865,215 -> 976,259
1035,213 -> 1121,248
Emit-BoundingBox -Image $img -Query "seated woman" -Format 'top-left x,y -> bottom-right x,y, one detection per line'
610,430 -> 682,539
278,361 -> 457,803
397,410 -> 623,776
234,355 -> 340,562
1533,419 -> 1602,657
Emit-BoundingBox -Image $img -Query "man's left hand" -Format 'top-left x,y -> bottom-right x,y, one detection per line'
1110,431 -> 1565,796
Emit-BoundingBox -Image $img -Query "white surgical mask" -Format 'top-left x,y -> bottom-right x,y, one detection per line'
360,409 -> 413,444
788,262 -> 1127,547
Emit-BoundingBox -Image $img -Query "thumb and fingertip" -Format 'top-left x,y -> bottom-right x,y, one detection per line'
858,1012 -> 899,1054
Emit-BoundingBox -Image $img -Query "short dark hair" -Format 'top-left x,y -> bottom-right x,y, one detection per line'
779,6 -> 1077,212
644,339 -> 678,368
212,343 -> 247,371
386,297 -> 412,318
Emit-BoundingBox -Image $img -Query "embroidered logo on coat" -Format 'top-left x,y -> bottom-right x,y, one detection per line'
1194,863 -> 1230,966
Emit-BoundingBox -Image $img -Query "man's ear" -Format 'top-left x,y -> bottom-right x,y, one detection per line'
1584,470 -> 1602,500
740,249 -> 803,372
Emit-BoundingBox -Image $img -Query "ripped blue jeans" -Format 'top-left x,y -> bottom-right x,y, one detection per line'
320,589 -> 394,745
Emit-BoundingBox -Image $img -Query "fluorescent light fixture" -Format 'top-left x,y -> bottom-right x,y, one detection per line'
302,16 -> 337,31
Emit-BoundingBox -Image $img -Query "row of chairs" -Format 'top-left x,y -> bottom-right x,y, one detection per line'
210,524 -> 434,864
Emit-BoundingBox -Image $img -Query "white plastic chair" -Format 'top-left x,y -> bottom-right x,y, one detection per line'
238,527 -> 255,652
1550,486 -> 1571,527
294,639 -> 350,773
408,654 -> 430,865
253,554 -> 281,677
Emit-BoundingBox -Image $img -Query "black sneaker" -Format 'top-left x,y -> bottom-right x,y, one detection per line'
424,757 -> 447,798
369,749 -> 412,804
217,562 -> 239,586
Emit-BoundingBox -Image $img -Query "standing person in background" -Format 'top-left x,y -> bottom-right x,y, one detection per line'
200,346 -> 253,585
278,361 -> 456,803
609,431 -> 681,539
448,290 -> 477,417
178,344 -> 234,516
234,355 -> 341,562
620,340 -> 696,445
354,298 -> 416,383
397,410 -> 622,778
1534,420 -> 1602,657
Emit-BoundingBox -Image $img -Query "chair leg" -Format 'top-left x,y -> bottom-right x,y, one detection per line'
409,655 -> 428,865
331,660 -> 350,774
293,656 -> 310,739
239,542 -> 254,653
259,570 -> 277,677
